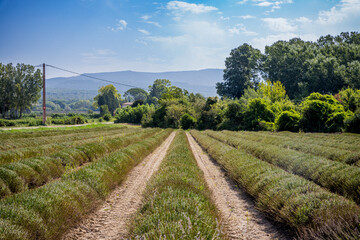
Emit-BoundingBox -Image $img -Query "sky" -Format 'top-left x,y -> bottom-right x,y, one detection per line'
0,0 -> 359,78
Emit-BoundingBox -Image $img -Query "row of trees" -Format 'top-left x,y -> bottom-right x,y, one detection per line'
0,63 -> 42,118
115,78 -> 360,133
217,32 -> 360,100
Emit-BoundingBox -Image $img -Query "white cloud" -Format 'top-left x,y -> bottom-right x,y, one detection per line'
251,33 -> 318,51
316,0 -> 360,25
109,19 -> 127,32
145,21 -> 162,27
237,15 -> 256,19
220,16 -> 230,21
240,0 -> 293,12
141,15 -> 151,21
262,18 -> 297,32
295,17 -> 312,24
138,29 -> 150,35
144,20 -> 229,70
229,24 -> 258,36
257,1 -> 273,7
81,49 -> 117,63
166,1 -> 218,14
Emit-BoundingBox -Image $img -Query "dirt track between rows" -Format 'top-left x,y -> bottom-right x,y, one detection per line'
186,132 -> 292,240
62,132 -> 176,240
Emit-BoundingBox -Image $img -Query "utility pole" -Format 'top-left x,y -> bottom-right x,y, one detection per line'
42,63 -> 46,125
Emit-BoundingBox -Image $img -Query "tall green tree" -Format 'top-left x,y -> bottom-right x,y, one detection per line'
0,63 -> 42,118
146,79 -> 171,105
93,84 -> 121,115
124,88 -> 148,102
217,43 -> 264,99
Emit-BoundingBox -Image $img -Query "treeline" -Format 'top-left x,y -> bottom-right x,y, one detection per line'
32,99 -> 95,112
0,63 -> 42,118
115,79 -> 360,133
217,32 -> 360,100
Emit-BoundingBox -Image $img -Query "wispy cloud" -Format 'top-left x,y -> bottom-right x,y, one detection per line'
262,17 -> 297,32
81,49 -> 117,63
138,29 -> 150,35
236,15 -> 256,19
229,24 -> 258,36
108,19 -> 127,32
239,0 -> 293,12
166,1 -> 218,14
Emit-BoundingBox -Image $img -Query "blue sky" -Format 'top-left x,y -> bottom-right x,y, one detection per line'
0,0 -> 359,78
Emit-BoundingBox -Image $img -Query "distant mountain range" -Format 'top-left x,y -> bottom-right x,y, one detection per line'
46,69 -> 223,100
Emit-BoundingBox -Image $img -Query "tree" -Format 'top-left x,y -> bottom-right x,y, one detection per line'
124,88 -> 148,102
217,43 -> 264,99
146,79 -> 171,105
93,84 -> 121,116
0,63 -> 42,118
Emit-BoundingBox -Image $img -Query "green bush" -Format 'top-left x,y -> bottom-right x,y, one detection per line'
275,111 -> 300,132
69,115 -> 86,124
100,105 -> 111,117
180,113 -> 197,130
244,98 -> 275,130
103,114 -> 111,121
115,104 -> 154,124
300,93 -> 346,132
345,110 -> 360,133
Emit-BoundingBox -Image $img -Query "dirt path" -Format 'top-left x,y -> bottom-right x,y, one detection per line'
186,133 -> 292,240
62,132 -> 176,240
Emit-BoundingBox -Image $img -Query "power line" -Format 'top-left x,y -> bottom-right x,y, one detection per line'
45,64 -> 146,90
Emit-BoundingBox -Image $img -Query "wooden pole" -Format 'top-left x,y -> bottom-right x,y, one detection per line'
42,63 -> 46,125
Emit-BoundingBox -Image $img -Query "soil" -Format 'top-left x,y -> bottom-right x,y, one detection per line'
186,132 -> 293,240
61,132 -> 176,240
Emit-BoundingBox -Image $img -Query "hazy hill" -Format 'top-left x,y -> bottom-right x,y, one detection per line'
46,69 -> 223,100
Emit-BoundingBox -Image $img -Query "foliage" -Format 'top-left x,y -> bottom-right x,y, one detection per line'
243,98 -> 275,130
115,104 -> 154,124
146,79 -> 171,105
93,84 -> 121,115
345,110 -> 360,133
275,111 -> 301,132
258,80 -> 287,102
217,43 -> 264,99
337,87 -> 360,112
0,63 -> 42,118
124,88 -> 148,102
99,104 -> 111,117
300,93 -> 346,132
180,113 -> 197,130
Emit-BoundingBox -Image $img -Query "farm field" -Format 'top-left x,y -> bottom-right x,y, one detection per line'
0,126 -> 359,239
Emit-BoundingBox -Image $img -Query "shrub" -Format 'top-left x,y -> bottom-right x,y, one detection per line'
345,110 -> 360,133
69,115 -> 86,125
276,111 -> 301,132
180,113 -> 196,130
244,98 -> 275,130
100,105 -> 111,117
103,114 -> 111,121
300,93 -> 346,132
